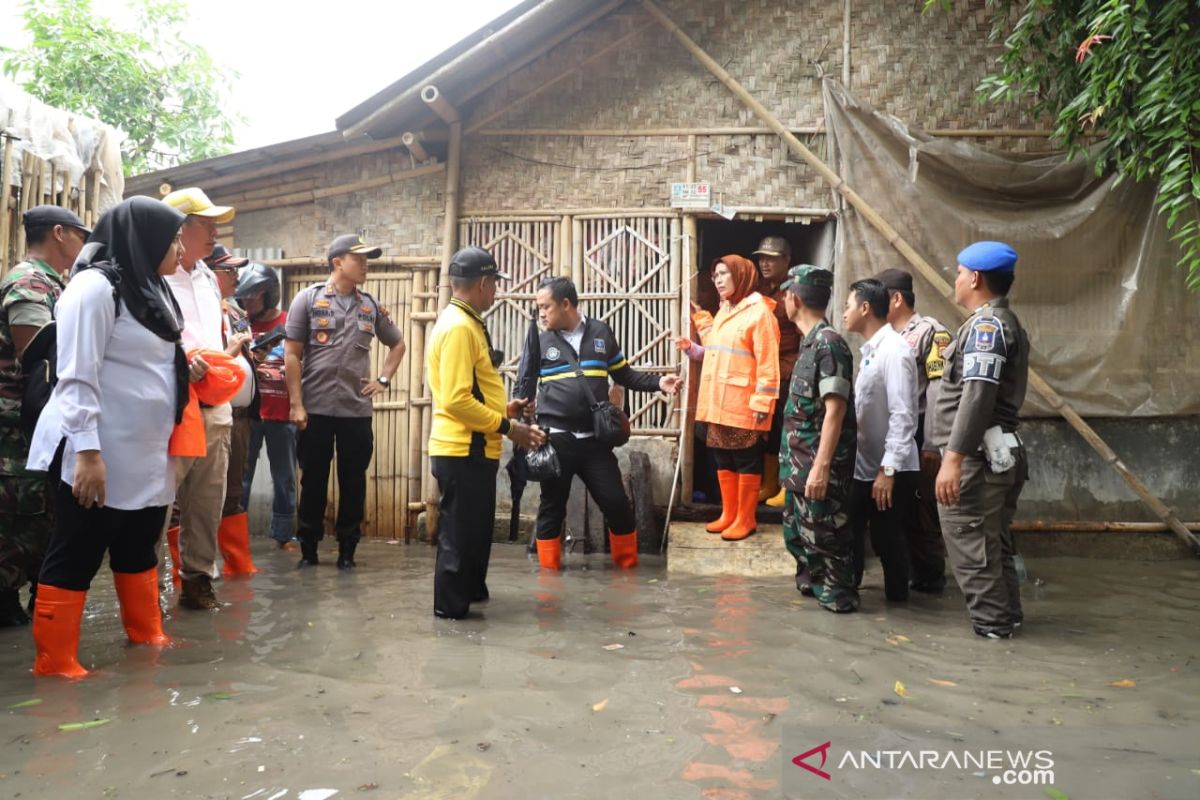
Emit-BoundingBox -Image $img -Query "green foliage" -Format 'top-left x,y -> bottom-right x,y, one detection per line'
1,0 -> 239,176
924,0 -> 1200,289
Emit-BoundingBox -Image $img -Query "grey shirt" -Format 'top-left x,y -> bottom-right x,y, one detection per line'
285,282 -> 403,418
930,297 -> 1029,456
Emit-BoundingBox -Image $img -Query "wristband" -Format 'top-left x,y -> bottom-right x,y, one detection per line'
498,418 -> 512,436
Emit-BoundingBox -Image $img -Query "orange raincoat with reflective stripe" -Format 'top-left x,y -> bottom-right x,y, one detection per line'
693,292 -> 781,432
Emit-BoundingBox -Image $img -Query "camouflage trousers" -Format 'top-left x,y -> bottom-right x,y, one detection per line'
0,425 -> 53,591
781,486 -> 859,612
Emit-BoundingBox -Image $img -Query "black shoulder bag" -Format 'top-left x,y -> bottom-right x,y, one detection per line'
552,329 -> 631,448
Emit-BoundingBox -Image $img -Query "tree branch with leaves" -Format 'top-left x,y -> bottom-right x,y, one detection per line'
2,0 -> 240,176
926,0 -> 1200,288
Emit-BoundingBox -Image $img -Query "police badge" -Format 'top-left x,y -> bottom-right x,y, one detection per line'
546,346 -> 561,361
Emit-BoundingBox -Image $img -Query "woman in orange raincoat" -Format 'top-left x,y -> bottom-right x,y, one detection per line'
683,255 -> 780,541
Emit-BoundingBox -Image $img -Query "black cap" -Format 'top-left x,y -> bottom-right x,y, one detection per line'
22,205 -> 91,236
205,243 -> 250,270
874,268 -> 913,293
449,246 -> 509,280
327,234 -> 383,263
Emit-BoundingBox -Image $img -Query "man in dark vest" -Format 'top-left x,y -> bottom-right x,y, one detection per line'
518,276 -> 680,571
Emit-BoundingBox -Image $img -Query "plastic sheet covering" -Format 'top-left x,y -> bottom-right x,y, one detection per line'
0,77 -> 125,210
823,79 -> 1200,418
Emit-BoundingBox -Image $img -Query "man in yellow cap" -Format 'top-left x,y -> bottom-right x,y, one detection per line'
161,187 -> 253,610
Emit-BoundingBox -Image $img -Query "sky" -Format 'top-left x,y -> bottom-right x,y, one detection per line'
1,0 -> 521,150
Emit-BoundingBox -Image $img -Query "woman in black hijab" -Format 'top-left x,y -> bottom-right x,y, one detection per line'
27,197 -> 189,678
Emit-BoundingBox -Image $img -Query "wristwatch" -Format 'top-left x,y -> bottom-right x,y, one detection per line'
882,466 -> 896,477
376,376 -> 390,388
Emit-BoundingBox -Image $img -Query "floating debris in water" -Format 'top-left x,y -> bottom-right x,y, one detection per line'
729,686 -> 743,694
592,699 -> 609,712
7,698 -> 42,709
602,643 -> 624,651
58,719 -> 111,732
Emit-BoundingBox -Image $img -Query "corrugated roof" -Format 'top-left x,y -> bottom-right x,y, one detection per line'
126,0 -> 624,194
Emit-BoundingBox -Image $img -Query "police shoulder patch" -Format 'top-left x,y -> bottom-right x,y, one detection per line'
546,346 -> 561,361
593,338 -> 606,354
963,316 -> 1006,384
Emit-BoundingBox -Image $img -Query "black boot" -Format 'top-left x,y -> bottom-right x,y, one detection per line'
298,541 -> 319,568
0,589 -> 30,626
336,540 -> 357,570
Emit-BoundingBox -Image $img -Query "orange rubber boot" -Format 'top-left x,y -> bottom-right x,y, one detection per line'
32,585 -> 89,678
113,569 -> 172,646
721,473 -> 763,541
166,526 -> 182,587
218,512 -> 258,577
536,537 -> 562,571
705,470 -> 739,533
609,530 -> 639,569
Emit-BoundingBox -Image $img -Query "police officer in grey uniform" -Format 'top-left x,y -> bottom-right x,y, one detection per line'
931,241 -> 1029,640
285,235 -> 406,569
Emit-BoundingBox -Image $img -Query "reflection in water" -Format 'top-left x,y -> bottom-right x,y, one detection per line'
0,544 -> 1195,799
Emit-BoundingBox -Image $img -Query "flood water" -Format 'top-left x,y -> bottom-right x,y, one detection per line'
1,542 -> 1197,799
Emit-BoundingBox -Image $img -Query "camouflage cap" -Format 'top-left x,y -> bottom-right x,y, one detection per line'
780,264 -> 833,293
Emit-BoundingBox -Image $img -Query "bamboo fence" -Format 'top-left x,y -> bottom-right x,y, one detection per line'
1,137 -> 103,277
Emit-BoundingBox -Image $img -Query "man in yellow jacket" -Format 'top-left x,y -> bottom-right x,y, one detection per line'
427,247 -> 546,619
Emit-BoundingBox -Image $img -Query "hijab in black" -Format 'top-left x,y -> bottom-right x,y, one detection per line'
71,196 -> 190,423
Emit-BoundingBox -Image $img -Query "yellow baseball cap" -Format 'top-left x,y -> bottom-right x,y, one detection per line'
163,187 -> 235,224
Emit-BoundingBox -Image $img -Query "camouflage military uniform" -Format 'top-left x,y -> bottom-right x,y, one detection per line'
0,259 -> 63,592
779,320 -> 859,612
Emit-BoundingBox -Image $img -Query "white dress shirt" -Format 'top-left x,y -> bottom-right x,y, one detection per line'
164,260 -> 242,424
28,270 -> 179,510
853,324 -> 919,480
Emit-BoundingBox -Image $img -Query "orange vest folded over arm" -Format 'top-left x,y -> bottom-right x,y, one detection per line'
168,350 -> 247,457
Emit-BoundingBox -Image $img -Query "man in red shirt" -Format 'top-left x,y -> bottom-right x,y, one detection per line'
235,264 -> 298,549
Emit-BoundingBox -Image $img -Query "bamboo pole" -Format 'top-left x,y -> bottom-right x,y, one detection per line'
571,217 -> 584,287
261,256 -> 440,269
402,132 -> 431,163
158,133 -> 413,195
474,126 -> 1059,138
406,270 -> 426,542
641,0 -> 1200,556
463,208 -> 680,218
0,136 -> 13,275
421,86 -> 462,541
680,134 -> 699,502
843,0 -> 851,88
1012,521 -> 1200,533
233,162 -> 446,213
86,168 -> 100,229
15,153 -> 35,259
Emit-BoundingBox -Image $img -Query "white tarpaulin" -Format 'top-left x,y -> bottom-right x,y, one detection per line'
824,78 -> 1200,418
0,77 -> 125,210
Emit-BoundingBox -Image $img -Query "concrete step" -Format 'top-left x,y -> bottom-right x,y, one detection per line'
666,520 -> 794,577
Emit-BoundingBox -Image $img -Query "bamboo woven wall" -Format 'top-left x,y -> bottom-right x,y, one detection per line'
458,0 -> 1051,212
1,135 -> 103,276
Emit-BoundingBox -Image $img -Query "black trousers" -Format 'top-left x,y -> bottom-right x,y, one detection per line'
711,441 -> 763,475
297,415 -> 373,545
535,433 -> 635,541
432,454 -> 498,619
39,482 -> 168,591
850,472 -> 918,602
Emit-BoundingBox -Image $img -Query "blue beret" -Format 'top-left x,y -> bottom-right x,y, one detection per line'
957,241 -> 1017,273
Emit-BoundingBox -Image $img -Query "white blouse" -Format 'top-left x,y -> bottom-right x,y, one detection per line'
28,269 -> 179,510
